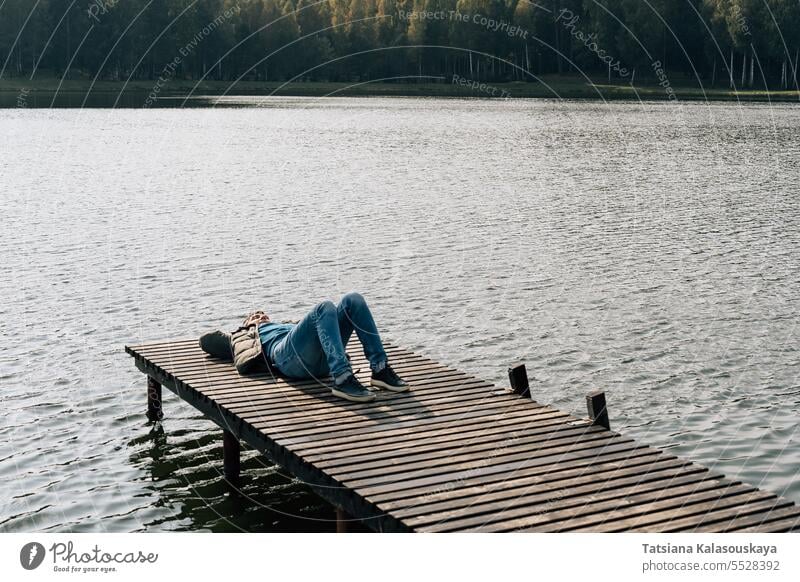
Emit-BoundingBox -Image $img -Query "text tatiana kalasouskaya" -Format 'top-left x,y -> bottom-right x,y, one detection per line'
643,543 -> 777,557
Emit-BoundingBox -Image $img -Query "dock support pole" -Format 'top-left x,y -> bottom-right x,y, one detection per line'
336,507 -> 349,533
222,429 -> 241,485
146,376 -> 163,421
586,391 -> 610,430
508,363 -> 531,398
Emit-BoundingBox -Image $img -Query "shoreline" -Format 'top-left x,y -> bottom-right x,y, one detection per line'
3,76 -> 799,104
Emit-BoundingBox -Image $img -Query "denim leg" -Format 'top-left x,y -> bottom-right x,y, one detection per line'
337,292 -> 388,372
270,301 -> 352,382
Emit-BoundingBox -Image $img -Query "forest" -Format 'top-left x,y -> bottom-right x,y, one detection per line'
1,1 -> 798,89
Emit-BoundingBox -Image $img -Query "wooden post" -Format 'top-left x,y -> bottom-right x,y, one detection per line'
586,391 -> 610,430
146,376 -> 163,421
336,507 -> 348,533
222,429 -> 240,485
508,363 -> 530,398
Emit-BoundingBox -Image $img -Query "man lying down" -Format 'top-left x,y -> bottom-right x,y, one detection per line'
199,292 -> 408,403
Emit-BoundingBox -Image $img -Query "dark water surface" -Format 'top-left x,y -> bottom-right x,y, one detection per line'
1,98 -> 799,532
2,90 -> 225,109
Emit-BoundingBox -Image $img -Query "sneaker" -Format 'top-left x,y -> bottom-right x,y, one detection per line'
370,364 -> 409,392
331,373 -> 376,403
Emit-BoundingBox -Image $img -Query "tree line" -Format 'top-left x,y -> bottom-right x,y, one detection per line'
1,0 -> 798,89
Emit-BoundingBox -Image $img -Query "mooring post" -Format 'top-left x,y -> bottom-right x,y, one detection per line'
336,507 -> 349,533
222,429 -> 241,485
508,363 -> 531,398
146,376 -> 163,421
586,391 -> 610,429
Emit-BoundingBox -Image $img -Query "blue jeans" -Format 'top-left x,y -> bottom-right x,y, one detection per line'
269,292 -> 388,383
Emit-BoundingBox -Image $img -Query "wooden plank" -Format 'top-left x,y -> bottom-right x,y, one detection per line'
691,504 -> 800,532
195,371 -> 477,401
365,449 -> 667,505
205,386 -> 507,421
311,422 -> 606,470
218,383 -> 502,423
456,481 -> 756,532
404,464 -> 710,529
256,407 -> 554,444
390,458 -> 699,521
297,411 -> 576,458
328,430 -> 618,482
584,489 -> 782,533
524,485 -> 767,533
240,402 -> 544,443
381,453 -> 682,514
154,352 -> 440,379
200,370 -> 489,402
737,514 -> 800,532
142,364 -> 491,402
241,403 -> 544,439
226,391 -> 544,433
125,338 -> 200,355
646,498 -> 796,532
194,365 -> 467,394
141,352 -> 445,382
218,381 -> 506,417
253,402 -> 565,442
417,470 -> 716,532
162,354 -> 434,376
287,407 -> 574,450
354,441 -> 649,497
340,434 -> 636,487
200,371 -> 488,400
136,351 -> 444,386
155,363 -> 512,414
137,353 -> 449,388
201,379 -> 493,411
152,362 -> 481,399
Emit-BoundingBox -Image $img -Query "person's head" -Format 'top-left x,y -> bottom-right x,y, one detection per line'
243,310 -> 270,327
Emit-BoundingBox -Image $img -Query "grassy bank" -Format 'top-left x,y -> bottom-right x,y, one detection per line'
2,75 -> 799,103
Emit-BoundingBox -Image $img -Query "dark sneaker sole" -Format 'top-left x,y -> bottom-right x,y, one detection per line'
331,387 -> 377,402
370,378 -> 410,392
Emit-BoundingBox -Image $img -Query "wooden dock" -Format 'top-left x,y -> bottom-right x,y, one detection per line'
126,339 -> 800,532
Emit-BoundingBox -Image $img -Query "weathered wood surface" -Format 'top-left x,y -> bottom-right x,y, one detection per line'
126,339 -> 800,533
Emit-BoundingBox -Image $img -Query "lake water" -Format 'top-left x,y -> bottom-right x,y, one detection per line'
1,97 -> 799,532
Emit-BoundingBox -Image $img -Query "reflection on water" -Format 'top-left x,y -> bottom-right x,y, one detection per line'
0,90 -> 190,109
1,98 -> 798,532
